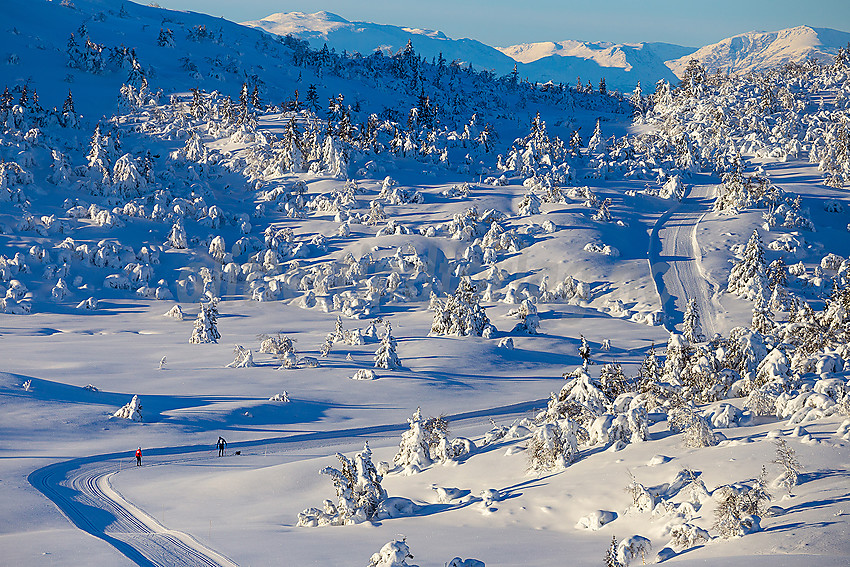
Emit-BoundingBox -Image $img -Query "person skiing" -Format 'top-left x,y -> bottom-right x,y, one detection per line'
217,436 -> 227,457
135,447 -> 142,466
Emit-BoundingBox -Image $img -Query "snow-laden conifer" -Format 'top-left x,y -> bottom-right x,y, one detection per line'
189,299 -> 220,343
113,394 -> 142,421
374,321 -> 401,369
728,230 -> 768,300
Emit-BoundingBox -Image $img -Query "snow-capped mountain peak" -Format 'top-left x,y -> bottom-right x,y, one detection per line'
665,25 -> 850,77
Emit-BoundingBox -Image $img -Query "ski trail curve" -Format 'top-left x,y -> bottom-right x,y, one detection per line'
29,398 -> 546,566
648,183 -> 720,338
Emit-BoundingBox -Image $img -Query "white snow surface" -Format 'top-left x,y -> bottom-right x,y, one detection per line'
1,1 -> 850,566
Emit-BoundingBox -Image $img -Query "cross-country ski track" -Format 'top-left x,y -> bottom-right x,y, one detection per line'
28,399 -> 546,566
649,182 -> 722,338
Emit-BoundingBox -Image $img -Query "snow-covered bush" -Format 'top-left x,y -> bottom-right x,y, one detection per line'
163,304 -> 184,319
668,405 -> 717,448
508,299 -> 540,334
393,408 -> 451,470
367,539 -> 417,567
352,369 -> 376,380
617,535 -> 652,566
226,344 -> 255,367
527,421 -> 578,471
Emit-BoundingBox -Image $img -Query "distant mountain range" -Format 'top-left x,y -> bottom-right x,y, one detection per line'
243,12 -> 850,92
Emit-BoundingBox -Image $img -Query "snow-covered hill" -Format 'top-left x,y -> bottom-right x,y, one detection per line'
666,26 -> 850,78
242,11 -> 695,92
241,11 -> 520,78
3,1 -> 850,566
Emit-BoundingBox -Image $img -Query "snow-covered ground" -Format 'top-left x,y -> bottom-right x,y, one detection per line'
2,1 -> 850,566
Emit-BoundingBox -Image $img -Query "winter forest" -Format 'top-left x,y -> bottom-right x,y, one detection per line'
3,0 -> 850,565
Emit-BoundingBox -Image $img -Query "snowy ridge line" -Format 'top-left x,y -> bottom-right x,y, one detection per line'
28,398 -> 546,565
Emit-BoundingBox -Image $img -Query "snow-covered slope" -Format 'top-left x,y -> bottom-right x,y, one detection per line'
242,11 -> 519,76
4,1 -> 850,566
666,26 -> 850,78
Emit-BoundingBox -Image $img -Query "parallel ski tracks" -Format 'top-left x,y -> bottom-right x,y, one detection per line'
29,398 -> 545,566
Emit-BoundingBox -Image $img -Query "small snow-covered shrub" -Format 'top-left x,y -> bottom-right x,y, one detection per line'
669,522 -> 709,548
430,278 -> 491,337
76,297 -> 98,310
352,369 -> 376,380
617,535 -> 652,566
527,421 -> 578,471
773,438 -> 802,493
367,539 -> 417,567
113,394 -> 142,421
668,405 -> 717,448
269,392 -> 290,402
393,408 -> 450,470
704,403 -> 743,428
226,345 -> 255,367
163,304 -> 184,319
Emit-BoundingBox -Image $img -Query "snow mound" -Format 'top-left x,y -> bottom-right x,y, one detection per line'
575,509 -> 617,530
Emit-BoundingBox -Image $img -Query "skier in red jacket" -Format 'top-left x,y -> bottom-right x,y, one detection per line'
136,447 -> 142,466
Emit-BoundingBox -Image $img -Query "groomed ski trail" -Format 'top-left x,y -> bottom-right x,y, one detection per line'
649,182 -> 721,338
29,398 -> 545,566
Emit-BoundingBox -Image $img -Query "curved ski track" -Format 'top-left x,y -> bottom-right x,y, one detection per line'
649,183 -> 720,337
29,398 -> 545,566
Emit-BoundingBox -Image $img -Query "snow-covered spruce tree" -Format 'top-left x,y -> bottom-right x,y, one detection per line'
430,278 -> 490,336
368,539 -> 417,567
540,367 -> 608,426
394,407 -> 438,470
599,363 -> 628,402
167,219 -> 188,249
299,442 -> 386,526
728,230 -> 768,300
668,404 -> 716,448
682,299 -> 704,343
527,421 -> 579,472
772,438 -> 802,494
603,536 -> 623,567
189,299 -> 220,344
578,335 -> 592,368
374,321 -> 401,370
662,332 -> 692,386
113,394 -> 142,421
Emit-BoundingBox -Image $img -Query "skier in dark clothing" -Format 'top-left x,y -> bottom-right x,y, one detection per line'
217,436 -> 226,457
136,447 -> 142,466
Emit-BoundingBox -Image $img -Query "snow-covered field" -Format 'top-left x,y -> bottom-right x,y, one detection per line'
2,1 -> 850,566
